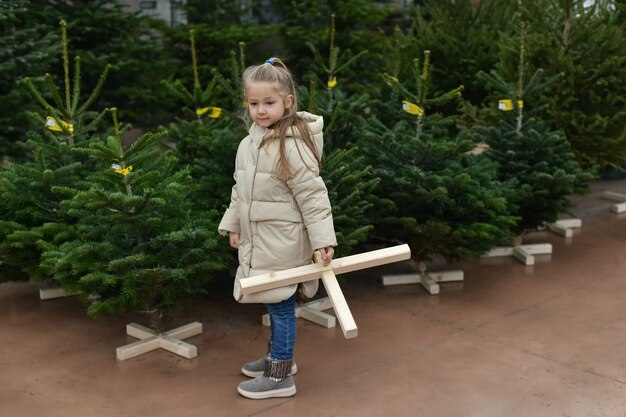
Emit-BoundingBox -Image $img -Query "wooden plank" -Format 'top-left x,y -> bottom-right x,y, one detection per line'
612,202 -> 626,213
430,270 -> 464,283
483,247 -> 514,257
164,321 -> 203,340
315,252 -> 358,339
116,336 -> 160,361
520,243 -> 552,255
300,297 -> 333,312
548,223 -> 573,237
554,218 -> 582,228
240,244 -> 411,295
381,273 -> 422,286
513,246 -> 534,266
420,274 -> 440,295
299,307 -> 336,328
602,191 -> 626,202
126,322 -> 155,340
159,335 -> 198,359
39,287 -> 79,300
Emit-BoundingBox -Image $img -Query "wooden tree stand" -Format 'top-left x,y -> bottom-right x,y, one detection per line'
39,284 -> 80,300
242,244 -> 411,339
116,321 -> 203,361
602,191 -> 626,213
547,218 -> 582,238
262,297 -> 336,329
381,261 -> 463,295
481,236 -> 552,266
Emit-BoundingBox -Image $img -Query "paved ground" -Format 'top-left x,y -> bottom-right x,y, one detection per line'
2,179 -> 626,417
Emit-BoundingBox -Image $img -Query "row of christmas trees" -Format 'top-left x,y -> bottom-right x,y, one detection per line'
0,1 -> 617,329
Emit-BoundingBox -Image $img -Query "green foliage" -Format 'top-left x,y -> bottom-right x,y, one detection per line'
359,51 -> 515,262
0,20 -> 108,283
42,110 -> 229,327
408,0 -> 519,107
476,20 -> 590,237
520,0 -> 626,169
162,29 -> 245,212
0,0 -> 59,158
31,0 -> 178,124
271,0 -> 390,90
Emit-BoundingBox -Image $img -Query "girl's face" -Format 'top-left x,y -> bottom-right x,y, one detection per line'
245,81 -> 293,128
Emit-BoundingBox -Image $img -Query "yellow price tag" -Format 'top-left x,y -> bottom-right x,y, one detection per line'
196,107 -> 222,118
111,163 -> 133,176
498,99 -> 523,111
45,116 -> 74,132
207,107 -> 222,118
402,100 -> 424,116
327,77 -> 337,88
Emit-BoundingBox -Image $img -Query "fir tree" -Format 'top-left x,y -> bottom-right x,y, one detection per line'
300,14 -> 378,255
476,21 -> 590,238
359,50 -> 515,265
162,30 -> 245,211
30,0 -> 178,124
0,20 -> 109,283
408,0 -> 519,108
521,0 -> 626,169
42,109 -> 228,330
0,0 -> 58,158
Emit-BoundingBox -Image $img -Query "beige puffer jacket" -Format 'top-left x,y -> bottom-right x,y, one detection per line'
218,112 -> 337,304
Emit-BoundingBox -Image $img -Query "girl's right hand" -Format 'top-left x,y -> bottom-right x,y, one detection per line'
229,232 -> 240,249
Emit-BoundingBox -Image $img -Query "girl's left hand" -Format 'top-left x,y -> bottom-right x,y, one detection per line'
318,246 -> 334,266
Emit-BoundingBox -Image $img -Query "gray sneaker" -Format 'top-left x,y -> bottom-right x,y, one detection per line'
237,375 -> 296,399
241,357 -> 298,378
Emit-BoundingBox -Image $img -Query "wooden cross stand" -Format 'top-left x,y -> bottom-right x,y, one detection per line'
241,244 -> 411,339
116,321 -> 203,361
602,191 -> 626,214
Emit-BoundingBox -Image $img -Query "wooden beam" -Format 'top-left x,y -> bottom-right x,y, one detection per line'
314,252 -> 358,338
602,191 -> 626,202
262,298 -> 336,328
240,244 -> 411,294
116,321 -> 203,361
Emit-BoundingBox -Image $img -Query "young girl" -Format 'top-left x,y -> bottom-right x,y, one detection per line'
218,57 -> 337,400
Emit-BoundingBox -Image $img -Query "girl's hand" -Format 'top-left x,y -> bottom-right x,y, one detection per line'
318,246 -> 334,266
229,232 -> 240,249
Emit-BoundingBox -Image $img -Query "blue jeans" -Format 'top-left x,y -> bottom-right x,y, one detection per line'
266,292 -> 297,360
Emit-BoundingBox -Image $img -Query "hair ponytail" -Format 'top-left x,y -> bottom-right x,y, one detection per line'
242,57 -> 321,177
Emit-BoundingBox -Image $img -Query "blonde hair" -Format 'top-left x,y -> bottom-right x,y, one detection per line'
242,57 -> 320,177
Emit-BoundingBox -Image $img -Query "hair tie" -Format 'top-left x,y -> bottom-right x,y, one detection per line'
265,58 -> 275,65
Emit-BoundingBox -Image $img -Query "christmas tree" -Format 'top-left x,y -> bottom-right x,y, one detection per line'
476,21 -> 590,238
162,30 -> 244,211
520,0 -> 626,169
299,14 -> 378,255
0,20 -> 109,283
0,0 -> 59,158
42,109 -> 229,330
30,0 -> 178,124
359,50 -> 515,265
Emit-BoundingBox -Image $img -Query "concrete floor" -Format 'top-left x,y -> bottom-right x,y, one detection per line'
2,179 -> 626,417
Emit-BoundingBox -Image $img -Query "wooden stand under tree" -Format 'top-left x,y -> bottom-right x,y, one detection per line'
546,218 -> 582,238
116,322 -> 203,361
39,285 -> 79,300
481,235 -> 552,266
381,261 -> 463,295
602,191 -> 626,214
241,244 -> 411,339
